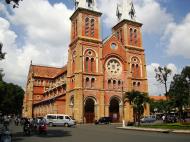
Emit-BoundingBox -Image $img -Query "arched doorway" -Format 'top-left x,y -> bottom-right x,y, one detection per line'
84,98 -> 95,123
109,98 -> 120,122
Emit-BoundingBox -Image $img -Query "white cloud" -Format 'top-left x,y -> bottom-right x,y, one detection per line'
97,0 -> 173,35
0,0 -> 73,87
135,0 -> 173,34
147,63 -> 178,96
166,13 -> 190,59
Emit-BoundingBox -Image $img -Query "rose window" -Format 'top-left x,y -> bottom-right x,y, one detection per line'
106,58 -> 122,76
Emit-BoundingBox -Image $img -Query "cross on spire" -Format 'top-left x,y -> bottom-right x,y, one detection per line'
86,0 -> 94,9
128,1 -> 136,20
116,4 -> 122,21
73,0 -> 79,10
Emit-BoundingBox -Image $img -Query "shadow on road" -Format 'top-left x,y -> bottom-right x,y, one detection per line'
12,129 -> 72,141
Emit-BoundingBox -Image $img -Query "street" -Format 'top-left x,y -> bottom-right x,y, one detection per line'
8,123 -> 190,142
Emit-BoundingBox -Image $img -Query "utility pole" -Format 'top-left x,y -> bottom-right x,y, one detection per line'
122,81 -> 125,127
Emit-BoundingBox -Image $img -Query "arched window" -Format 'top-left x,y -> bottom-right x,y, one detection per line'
75,20 -> 78,37
130,28 -> 133,45
134,29 -> 137,45
118,80 -> 121,89
108,79 -> 111,89
120,29 -> 123,43
91,19 -> 95,37
133,82 -> 136,86
137,82 -> 140,86
84,49 -> 96,73
85,17 -> 89,36
72,51 -> 76,73
86,77 -> 90,88
113,80 -> 116,89
91,78 -> 95,88
91,58 -> 94,72
70,96 -> 74,106
72,59 -> 75,73
85,57 -> 89,72
116,31 -> 119,40
131,57 -> 141,78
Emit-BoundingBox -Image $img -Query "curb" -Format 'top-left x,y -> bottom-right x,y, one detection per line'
117,127 -> 190,134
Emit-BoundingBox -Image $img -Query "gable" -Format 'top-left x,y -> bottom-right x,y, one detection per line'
102,34 -> 126,62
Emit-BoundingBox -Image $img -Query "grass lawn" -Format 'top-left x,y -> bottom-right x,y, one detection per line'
140,123 -> 190,130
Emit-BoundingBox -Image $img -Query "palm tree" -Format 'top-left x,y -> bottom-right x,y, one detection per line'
125,91 -> 149,126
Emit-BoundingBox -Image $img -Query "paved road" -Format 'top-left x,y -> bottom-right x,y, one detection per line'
9,123 -> 190,142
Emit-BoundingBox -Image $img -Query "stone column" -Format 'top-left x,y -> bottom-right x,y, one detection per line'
105,105 -> 109,117
119,104 -> 123,122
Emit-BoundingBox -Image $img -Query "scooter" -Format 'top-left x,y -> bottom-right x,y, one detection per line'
38,123 -> 47,134
23,123 -> 31,136
0,124 -> 12,142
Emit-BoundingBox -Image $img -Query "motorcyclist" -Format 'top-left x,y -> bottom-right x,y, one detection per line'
38,118 -> 47,134
23,118 -> 31,135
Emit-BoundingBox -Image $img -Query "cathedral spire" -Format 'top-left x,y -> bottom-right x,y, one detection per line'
72,0 -> 97,11
115,0 -> 136,22
73,0 -> 79,10
128,1 -> 136,21
116,4 -> 122,22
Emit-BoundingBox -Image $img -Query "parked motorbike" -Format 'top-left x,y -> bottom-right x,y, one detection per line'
23,123 -> 31,136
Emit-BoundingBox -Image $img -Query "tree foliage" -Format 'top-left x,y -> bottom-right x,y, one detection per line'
0,42 -> 24,115
125,91 -> 149,126
155,66 -> 172,97
168,66 -> 190,121
149,98 -> 175,115
0,81 -> 24,115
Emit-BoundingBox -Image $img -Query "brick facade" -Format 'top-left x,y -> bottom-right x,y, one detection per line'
22,4 -> 149,123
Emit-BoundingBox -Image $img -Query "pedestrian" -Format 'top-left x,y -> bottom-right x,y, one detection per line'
162,115 -> 166,123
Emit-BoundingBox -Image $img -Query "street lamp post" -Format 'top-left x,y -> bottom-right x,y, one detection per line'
122,81 -> 125,127
186,77 -> 190,107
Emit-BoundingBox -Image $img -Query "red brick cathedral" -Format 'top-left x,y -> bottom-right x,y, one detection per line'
23,0 -> 149,123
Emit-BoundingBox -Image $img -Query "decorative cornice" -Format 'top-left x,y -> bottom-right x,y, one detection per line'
70,36 -> 102,47
70,7 -> 102,21
112,19 -> 143,31
126,46 -> 145,52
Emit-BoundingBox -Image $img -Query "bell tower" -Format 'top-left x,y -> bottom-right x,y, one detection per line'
66,0 -> 103,123
113,0 -> 149,115
70,0 -> 101,43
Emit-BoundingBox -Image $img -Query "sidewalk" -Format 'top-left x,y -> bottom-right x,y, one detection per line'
117,126 -> 190,134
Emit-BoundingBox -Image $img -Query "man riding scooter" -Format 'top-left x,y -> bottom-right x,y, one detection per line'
23,118 -> 31,136
38,118 -> 47,134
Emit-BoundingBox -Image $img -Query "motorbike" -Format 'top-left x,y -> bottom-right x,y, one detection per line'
23,123 -> 31,136
38,123 -> 47,134
0,124 -> 12,142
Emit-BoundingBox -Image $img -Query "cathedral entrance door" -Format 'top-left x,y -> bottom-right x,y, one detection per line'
84,98 -> 95,123
109,98 -> 120,122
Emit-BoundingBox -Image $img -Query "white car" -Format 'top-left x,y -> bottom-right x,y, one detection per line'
44,114 -> 76,127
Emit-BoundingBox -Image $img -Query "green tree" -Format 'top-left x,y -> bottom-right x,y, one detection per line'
149,99 -> 173,115
169,73 -> 189,121
155,66 -> 172,97
125,91 -> 149,126
0,82 -> 24,115
181,66 -> 190,106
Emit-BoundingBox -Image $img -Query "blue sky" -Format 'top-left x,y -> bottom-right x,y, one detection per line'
0,0 -> 190,96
